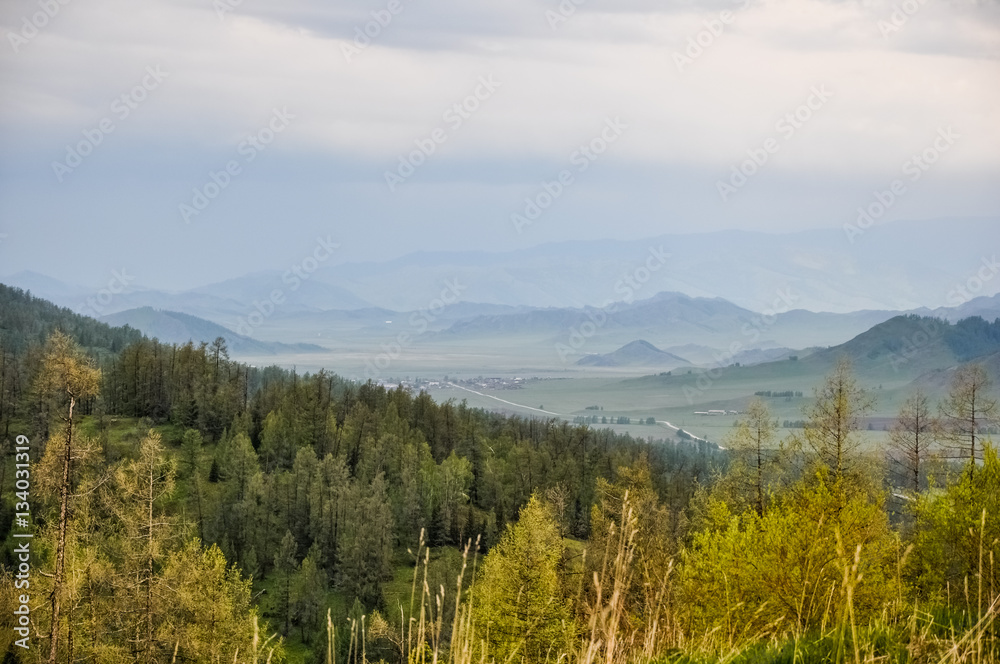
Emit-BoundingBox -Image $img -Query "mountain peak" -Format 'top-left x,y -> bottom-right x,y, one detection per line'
576,339 -> 691,368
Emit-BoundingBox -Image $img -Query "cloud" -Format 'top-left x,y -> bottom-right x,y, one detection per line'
0,0 -> 997,289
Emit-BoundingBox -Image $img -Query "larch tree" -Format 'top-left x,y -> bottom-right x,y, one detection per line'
291,543 -> 327,643
939,363 -> 998,470
32,331 -> 100,664
105,430 -> 176,662
272,530 -> 298,637
158,540 -> 275,662
473,494 -> 572,662
181,428 -> 205,541
888,390 -> 937,493
802,358 -> 876,489
723,397 -> 777,515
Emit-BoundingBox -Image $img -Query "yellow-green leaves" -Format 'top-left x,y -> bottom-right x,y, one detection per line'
473,495 -> 573,662
34,330 -> 100,407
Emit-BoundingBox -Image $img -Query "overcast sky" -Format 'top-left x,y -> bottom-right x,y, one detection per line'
0,0 -> 998,290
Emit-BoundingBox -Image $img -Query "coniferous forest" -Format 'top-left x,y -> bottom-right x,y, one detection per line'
1,284 -> 998,663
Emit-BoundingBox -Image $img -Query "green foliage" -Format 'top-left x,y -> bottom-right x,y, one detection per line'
159,540 -> 278,661
680,477 -> 900,638
338,473 -> 395,609
945,316 -> 1000,362
6,313 -> 999,662
908,442 -> 1000,603
588,456 -> 674,633
292,544 -> 328,643
273,530 -> 298,637
473,495 -> 574,661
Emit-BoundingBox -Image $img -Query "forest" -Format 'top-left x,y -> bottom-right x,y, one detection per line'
0,282 -> 998,664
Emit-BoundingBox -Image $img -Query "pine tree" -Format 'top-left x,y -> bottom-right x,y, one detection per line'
181,428 -> 206,540
339,474 -> 394,607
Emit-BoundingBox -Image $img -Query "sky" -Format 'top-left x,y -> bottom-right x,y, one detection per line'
0,0 -> 998,291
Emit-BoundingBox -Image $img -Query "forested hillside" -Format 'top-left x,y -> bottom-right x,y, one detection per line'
1,292 -> 997,663
0,292 -> 719,661
0,284 -> 142,355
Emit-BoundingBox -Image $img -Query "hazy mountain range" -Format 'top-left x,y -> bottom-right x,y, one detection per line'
432,290 -> 1000,356
2,218 -> 998,366
4,218 -> 997,318
2,283 -> 999,368
626,315 -> 1000,405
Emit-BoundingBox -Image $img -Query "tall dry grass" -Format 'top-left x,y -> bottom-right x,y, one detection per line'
326,500 -> 997,664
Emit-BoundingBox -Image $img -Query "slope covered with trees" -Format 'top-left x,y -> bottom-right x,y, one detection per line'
0,294 -> 719,661
0,293 -> 997,663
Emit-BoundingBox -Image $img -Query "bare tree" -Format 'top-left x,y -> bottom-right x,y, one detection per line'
939,364 -> 998,470
888,390 -> 937,492
803,357 -> 876,484
725,398 -> 776,515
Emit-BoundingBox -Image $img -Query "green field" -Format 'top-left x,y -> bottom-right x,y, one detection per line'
231,339 -> 940,450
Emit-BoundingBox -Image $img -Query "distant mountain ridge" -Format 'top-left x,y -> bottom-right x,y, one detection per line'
624,314 -> 1000,407
750,315 -> 1000,383
100,307 -> 325,356
4,217 -> 998,315
308,217 -> 998,312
